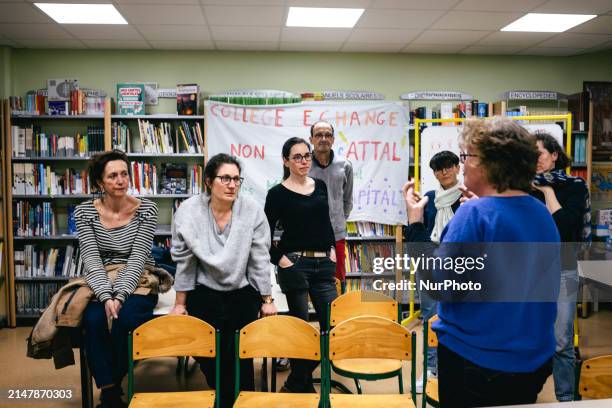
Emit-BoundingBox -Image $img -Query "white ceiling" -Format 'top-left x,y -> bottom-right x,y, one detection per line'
0,0 -> 611,55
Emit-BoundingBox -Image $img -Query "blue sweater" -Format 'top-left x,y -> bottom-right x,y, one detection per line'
433,195 -> 560,372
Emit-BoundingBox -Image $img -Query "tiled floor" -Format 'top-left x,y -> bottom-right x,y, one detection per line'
1,309 -> 611,407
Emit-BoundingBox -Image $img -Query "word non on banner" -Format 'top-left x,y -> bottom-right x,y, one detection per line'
206,101 -> 410,226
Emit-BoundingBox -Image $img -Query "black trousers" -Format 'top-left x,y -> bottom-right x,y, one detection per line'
187,284 -> 261,408
438,343 -> 552,408
277,255 -> 338,392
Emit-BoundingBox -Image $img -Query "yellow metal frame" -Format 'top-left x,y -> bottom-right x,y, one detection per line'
401,114 -> 574,328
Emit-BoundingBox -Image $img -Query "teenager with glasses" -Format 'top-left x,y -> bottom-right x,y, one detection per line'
264,137 -> 337,393
403,150 -> 462,393
170,153 -> 276,408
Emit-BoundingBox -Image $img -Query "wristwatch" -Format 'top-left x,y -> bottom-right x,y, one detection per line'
262,296 -> 275,304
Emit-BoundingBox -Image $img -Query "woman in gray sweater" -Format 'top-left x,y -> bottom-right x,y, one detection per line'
170,153 -> 276,408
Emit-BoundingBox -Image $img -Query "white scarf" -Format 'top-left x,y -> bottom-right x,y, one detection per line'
430,182 -> 462,243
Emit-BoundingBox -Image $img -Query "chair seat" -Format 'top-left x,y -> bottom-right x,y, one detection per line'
234,391 -> 320,408
129,391 -> 215,408
425,378 -> 439,402
330,393 -> 415,408
333,358 -> 403,375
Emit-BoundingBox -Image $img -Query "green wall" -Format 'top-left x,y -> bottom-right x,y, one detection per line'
0,46 -> 12,99
5,48 -> 612,113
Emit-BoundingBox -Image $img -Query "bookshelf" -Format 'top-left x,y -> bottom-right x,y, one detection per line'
2,99 -> 205,325
1,100 -> 8,326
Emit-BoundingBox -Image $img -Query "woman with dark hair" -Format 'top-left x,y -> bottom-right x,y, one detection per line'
170,153 -> 276,408
405,117 -> 561,407
77,150 -> 159,408
531,132 -> 590,402
264,137 -> 337,393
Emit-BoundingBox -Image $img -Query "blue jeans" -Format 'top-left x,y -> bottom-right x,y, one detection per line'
419,277 -> 438,374
553,269 -> 578,402
82,294 -> 158,388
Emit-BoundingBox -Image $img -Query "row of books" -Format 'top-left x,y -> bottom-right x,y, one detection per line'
11,125 -> 105,157
345,242 -> 396,275
13,201 -> 58,237
346,222 -> 395,237
13,164 -> 90,196
14,244 -> 81,278
158,163 -> 203,195
16,282 -> 63,315
137,120 -> 205,154
10,94 -> 105,116
573,133 -> 588,164
570,168 -> 587,180
410,100 -> 489,125
111,121 -> 131,152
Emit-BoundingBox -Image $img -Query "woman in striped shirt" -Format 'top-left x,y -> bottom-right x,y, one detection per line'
76,150 -> 158,408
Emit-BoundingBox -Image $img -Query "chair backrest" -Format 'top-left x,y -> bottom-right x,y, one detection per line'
330,290 -> 398,327
238,315 -> 321,361
329,315 -> 413,362
132,315 -> 216,360
427,315 -> 439,348
578,355 -> 612,399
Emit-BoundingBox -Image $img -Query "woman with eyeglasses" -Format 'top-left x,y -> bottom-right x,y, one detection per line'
405,118 -> 561,407
171,153 -> 276,408
264,137 -> 337,393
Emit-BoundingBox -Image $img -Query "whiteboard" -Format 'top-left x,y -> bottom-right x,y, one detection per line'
419,124 -> 564,193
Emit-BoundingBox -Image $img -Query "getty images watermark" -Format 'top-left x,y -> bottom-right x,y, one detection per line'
370,253 -> 486,292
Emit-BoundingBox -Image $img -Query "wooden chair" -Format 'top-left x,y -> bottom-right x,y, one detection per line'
422,315 -> 439,408
326,315 -> 416,407
234,315 -> 322,408
328,290 -> 402,394
576,355 -> 612,400
127,315 -> 219,408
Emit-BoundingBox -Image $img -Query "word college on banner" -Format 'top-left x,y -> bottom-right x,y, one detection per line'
205,101 -> 410,226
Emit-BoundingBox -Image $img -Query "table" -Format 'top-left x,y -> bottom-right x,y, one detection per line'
578,260 -> 612,317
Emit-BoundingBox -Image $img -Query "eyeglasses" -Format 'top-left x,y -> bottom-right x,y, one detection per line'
290,153 -> 313,162
215,175 -> 244,186
313,132 -> 333,139
433,166 -> 455,174
459,153 -> 479,163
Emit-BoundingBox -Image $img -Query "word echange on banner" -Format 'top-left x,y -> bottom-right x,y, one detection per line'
205,101 -> 410,226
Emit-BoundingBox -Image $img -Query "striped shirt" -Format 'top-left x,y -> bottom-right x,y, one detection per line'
75,198 -> 158,303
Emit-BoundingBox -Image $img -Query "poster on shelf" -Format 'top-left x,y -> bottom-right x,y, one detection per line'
419,123 -> 563,193
206,101 -> 410,226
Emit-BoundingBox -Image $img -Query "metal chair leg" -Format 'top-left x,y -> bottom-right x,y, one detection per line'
354,379 -> 363,394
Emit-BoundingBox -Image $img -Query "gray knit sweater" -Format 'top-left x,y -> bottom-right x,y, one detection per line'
171,193 -> 272,295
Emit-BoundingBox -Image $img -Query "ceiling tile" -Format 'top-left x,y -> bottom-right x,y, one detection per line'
533,0 -> 612,14
64,25 -> 144,41
401,44 -> 465,53
476,31 -> 555,47
536,33 -> 612,48
118,5 -> 206,25
137,25 -> 211,41
203,6 -> 284,26
211,26 -> 280,42
83,39 -> 151,49
215,41 -> 279,50
346,28 -> 421,44
459,45 -> 526,54
281,27 -> 351,43
357,9 -> 446,29
412,30 -> 491,45
149,40 -> 215,49
569,16 -> 612,35
287,0 -> 371,7
518,46 -> 586,56
341,42 -> 405,52
0,3 -> 53,23
432,11 -> 522,30
115,0 -> 199,4
280,41 -> 342,51
201,0 -> 285,4
18,39 -> 86,48
0,23 -> 74,40
369,0 -> 459,9
453,0 -> 546,12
